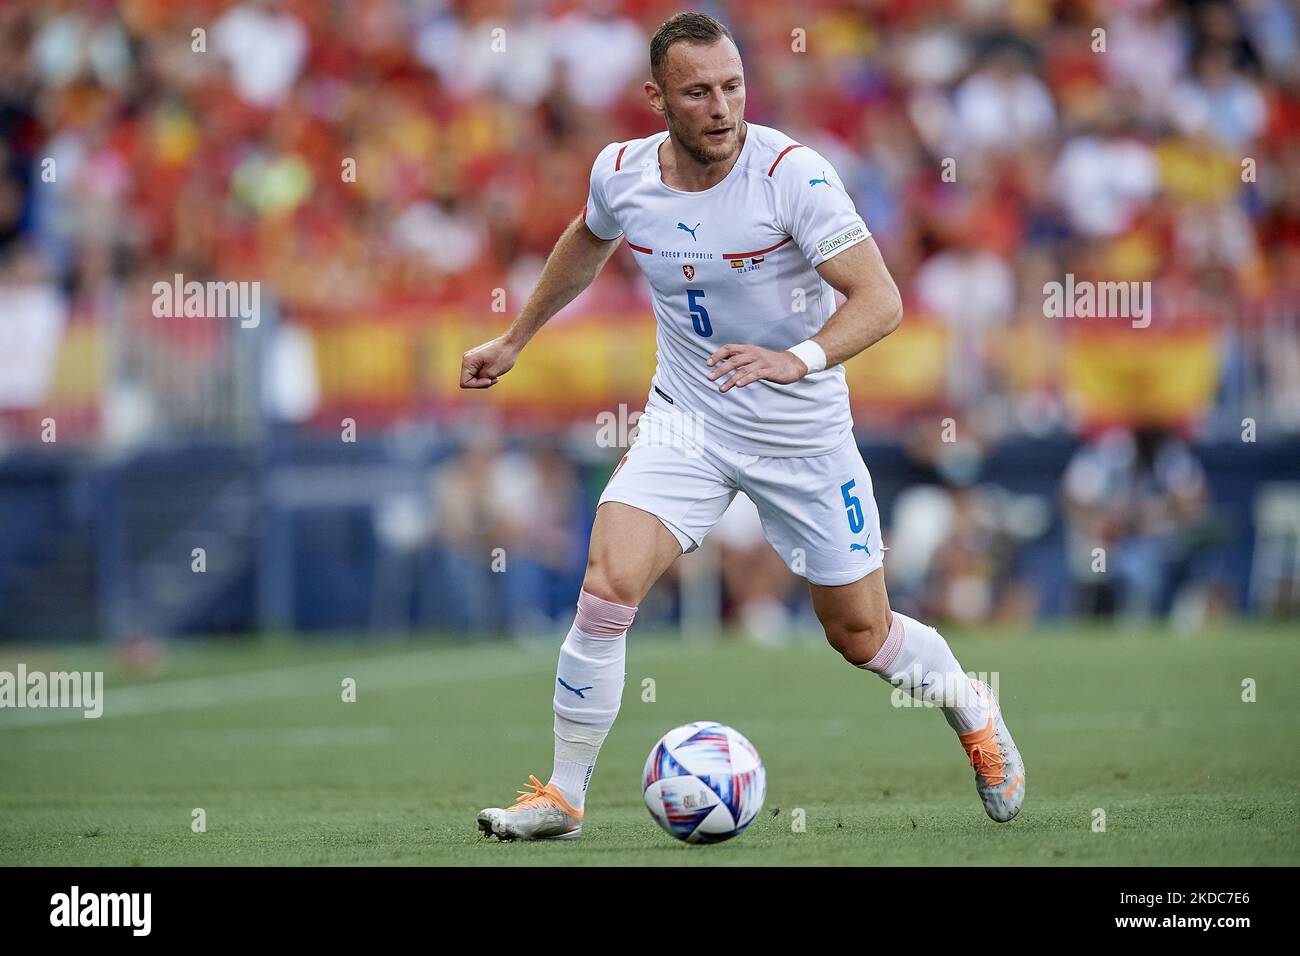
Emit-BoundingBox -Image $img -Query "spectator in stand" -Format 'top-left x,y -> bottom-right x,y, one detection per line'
1061,426 -> 1215,622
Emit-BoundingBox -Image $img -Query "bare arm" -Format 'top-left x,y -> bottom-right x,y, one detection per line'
460,216 -> 622,388
706,238 -> 903,391
805,237 -> 903,366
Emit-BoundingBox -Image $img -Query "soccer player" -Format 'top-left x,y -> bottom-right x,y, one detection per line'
462,12 -> 1025,840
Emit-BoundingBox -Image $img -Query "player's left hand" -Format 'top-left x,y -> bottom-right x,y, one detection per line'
706,344 -> 808,393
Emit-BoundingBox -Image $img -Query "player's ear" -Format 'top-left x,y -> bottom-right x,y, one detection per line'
644,80 -> 665,115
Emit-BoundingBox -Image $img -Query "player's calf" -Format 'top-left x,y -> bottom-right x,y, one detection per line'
476,588 -> 636,841
848,607 -> 1026,823
810,571 -> 892,665
820,608 -> 891,665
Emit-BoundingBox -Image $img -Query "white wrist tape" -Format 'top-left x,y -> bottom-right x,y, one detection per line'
787,339 -> 827,375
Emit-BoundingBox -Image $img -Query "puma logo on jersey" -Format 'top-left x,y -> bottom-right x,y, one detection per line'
677,222 -> 700,241
809,172 -> 830,187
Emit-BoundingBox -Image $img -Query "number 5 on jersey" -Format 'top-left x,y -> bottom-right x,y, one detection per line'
686,289 -> 712,337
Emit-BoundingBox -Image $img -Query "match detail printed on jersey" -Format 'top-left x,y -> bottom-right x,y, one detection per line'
583,123 -> 872,458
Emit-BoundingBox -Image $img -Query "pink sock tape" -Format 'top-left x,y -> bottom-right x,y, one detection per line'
862,610 -> 904,673
575,588 -> 637,637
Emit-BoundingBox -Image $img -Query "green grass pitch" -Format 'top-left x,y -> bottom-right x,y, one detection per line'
1,624 -> 1297,866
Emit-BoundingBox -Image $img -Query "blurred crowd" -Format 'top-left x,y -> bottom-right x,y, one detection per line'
416,417 -> 1247,637
2,0 -> 1300,437
2,0 -> 1296,634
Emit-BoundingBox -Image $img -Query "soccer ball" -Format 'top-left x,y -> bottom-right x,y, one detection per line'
642,721 -> 766,844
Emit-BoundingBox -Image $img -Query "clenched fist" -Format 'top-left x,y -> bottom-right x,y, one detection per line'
460,335 -> 521,389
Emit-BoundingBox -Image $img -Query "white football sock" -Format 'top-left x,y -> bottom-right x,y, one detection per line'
548,590 -> 636,810
859,610 -> 990,734
550,716 -> 606,810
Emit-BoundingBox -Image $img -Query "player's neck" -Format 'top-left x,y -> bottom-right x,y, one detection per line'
660,122 -> 747,192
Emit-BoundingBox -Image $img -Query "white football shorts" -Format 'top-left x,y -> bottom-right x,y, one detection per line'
597,403 -> 885,586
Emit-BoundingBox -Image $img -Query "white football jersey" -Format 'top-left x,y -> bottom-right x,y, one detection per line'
584,122 -> 871,457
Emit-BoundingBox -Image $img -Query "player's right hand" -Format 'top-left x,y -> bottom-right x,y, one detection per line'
460,335 -> 520,389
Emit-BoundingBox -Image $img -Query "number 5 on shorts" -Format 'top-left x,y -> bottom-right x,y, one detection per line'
840,479 -> 864,534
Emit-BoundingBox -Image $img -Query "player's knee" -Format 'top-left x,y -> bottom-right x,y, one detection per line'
581,560 -> 644,609
821,608 -> 890,666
